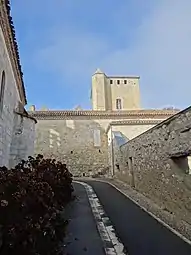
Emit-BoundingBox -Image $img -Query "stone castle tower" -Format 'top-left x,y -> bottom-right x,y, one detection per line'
91,69 -> 141,111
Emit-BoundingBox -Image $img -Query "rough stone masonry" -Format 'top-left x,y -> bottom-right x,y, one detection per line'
116,106 -> 191,225
29,68 -> 178,176
0,1 -> 36,168
30,109 -> 176,176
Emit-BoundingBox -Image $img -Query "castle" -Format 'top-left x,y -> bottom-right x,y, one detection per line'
91,68 -> 140,111
29,69 -> 178,176
2,1 -> 191,236
0,1 -> 179,174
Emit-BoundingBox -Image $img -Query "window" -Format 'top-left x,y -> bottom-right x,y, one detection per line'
116,98 -> 122,110
117,80 -> 120,85
171,155 -> 191,174
93,129 -> 101,147
110,80 -> 113,84
0,71 -> 5,113
115,163 -> 120,170
124,80 -> 127,84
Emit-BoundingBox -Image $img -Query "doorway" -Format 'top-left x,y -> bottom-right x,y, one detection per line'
129,157 -> 135,188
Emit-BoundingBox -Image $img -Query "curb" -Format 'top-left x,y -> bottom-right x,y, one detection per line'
74,181 -> 128,255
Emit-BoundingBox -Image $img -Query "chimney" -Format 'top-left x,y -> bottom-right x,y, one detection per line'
29,105 -> 36,111
41,106 -> 48,111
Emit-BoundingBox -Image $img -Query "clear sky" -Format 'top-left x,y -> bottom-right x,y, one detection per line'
11,0 -> 191,110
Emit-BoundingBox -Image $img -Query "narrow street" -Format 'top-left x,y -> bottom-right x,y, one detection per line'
65,180 -> 191,255
63,182 -> 105,255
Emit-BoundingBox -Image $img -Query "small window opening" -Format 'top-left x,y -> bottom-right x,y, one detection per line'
71,151 -> 73,154
171,155 -> 191,174
116,98 -> 122,110
115,163 -> 120,170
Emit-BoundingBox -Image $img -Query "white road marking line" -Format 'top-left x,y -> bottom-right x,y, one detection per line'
74,181 -> 127,255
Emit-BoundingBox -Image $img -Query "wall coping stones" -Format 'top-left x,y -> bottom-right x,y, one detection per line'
105,119 -> 163,134
0,0 -> 26,104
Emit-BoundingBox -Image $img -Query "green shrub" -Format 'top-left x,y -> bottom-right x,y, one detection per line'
0,154 -> 73,254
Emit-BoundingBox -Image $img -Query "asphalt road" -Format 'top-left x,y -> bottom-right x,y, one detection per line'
84,180 -> 191,255
63,183 -> 105,255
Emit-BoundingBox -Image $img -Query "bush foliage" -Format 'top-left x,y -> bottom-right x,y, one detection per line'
0,154 -> 73,255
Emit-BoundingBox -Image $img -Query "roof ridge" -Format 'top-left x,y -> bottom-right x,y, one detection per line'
29,109 -> 179,115
28,109 -> 179,120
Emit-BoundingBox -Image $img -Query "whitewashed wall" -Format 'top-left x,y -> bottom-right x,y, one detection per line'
0,26 -> 36,168
9,113 -> 36,168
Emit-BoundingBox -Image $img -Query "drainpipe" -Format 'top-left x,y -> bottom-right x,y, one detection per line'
111,126 -> 115,177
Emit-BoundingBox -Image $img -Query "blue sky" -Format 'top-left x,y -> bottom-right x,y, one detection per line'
11,0 -> 191,110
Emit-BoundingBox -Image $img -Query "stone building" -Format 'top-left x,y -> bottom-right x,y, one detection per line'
0,1 -> 36,168
114,106 -> 191,227
30,68 -> 179,176
91,69 -> 140,111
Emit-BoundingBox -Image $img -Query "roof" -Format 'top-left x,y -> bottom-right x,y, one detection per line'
92,69 -> 140,79
29,109 -> 180,120
109,76 -> 140,79
108,120 -> 163,125
0,0 -> 27,104
94,68 -> 104,74
106,119 -> 164,133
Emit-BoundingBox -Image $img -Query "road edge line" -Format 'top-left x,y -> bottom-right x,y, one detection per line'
74,180 -> 128,255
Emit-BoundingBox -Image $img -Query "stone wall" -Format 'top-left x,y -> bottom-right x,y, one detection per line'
117,106 -> 191,224
106,120 -> 162,175
9,112 -> 36,168
34,119 -> 108,176
33,114 -> 170,176
0,26 -> 23,167
91,69 -> 141,111
0,22 -> 36,168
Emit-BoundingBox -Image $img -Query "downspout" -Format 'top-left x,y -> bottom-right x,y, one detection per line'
111,126 -> 115,177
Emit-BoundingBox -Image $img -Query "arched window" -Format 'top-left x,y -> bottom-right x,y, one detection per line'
0,71 -> 5,113
116,98 -> 122,110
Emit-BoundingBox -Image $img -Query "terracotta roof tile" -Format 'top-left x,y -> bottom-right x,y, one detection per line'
29,109 -> 179,120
